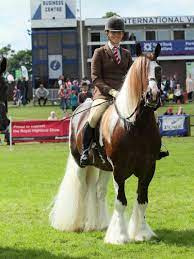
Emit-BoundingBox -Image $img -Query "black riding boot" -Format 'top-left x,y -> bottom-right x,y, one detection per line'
159,150 -> 169,160
80,122 -> 94,167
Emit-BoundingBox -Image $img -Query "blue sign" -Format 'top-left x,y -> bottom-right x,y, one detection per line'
141,40 -> 194,56
50,60 -> 61,71
158,115 -> 190,136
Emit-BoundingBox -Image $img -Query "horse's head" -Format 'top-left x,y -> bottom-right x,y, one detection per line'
135,43 -> 162,109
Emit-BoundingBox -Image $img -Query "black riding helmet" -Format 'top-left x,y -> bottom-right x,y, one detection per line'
105,16 -> 125,32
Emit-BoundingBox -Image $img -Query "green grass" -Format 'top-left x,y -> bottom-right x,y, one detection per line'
0,103 -> 194,258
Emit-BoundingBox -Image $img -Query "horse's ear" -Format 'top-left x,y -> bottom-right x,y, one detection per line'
135,42 -> 142,57
0,57 -> 7,74
154,43 -> 161,59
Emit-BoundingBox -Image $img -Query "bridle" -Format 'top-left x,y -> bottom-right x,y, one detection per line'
114,77 -> 161,125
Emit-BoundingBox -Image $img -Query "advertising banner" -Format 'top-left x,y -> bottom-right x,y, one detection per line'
158,115 -> 190,136
12,119 -> 70,143
141,40 -> 194,56
48,55 -> 62,79
186,62 -> 194,79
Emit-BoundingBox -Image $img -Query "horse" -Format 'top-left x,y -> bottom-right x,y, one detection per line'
0,57 -> 10,131
50,43 -> 162,244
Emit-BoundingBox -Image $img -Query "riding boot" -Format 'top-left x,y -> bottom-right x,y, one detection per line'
158,150 -> 169,160
80,122 -> 94,167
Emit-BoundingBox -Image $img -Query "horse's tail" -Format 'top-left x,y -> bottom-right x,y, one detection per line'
49,153 -> 88,232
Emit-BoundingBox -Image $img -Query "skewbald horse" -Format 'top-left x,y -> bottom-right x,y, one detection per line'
50,43 -> 162,244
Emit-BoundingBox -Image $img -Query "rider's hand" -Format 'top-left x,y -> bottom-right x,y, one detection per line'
109,89 -> 118,98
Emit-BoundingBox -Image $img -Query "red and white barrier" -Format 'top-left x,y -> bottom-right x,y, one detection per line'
11,119 -> 70,143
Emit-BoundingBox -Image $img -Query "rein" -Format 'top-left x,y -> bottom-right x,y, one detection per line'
113,99 -> 140,122
62,99 -> 113,121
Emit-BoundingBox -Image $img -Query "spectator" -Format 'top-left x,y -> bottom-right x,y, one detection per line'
186,73 -> 193,102
176,106 -> 185,115
70,90 -> 78,111
78,82 -> 92,104
163,107 -> 174,115
174,83 -> 183,104
82,77 -> 91,87
35,83 -> 49,106
128,33 -> 136,55
48,111 -> 57,120
20,77 -> 29,105
13,85 -> 22,106
167,89 -> 174,102
58,75 -> 64,87
71,80 -> 80,94
58,84 -> 66,111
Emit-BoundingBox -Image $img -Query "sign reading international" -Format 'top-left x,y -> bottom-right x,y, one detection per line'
124,16 -> 194,25
42,0 -> 65,19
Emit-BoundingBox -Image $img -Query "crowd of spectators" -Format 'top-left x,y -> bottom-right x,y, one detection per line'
56,76 -> 93,112
163,106 -> 186,116
161,74 -> 194,105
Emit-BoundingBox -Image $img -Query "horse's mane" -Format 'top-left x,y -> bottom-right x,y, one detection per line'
117,54 -> 152,120
127,55 -> 151,107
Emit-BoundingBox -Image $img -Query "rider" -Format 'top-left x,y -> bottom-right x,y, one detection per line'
80,16 -> 133,166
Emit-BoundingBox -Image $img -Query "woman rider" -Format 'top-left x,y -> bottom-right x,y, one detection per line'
80,16 -> 133,166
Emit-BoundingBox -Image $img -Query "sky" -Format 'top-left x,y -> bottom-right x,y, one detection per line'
0,0 -> 193,51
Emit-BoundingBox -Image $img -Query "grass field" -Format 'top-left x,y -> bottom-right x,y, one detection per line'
0,103 -> 194,258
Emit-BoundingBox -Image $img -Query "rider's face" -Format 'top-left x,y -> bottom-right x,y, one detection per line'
107,31 -> 124,46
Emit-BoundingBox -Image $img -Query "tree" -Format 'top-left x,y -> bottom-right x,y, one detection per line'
102,12 -> 120,18
0,45 -> 32,77
0,44 -> 14,57
8,50 -> 32,76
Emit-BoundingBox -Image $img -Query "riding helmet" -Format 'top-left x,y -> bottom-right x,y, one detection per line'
105,16 -> 125,32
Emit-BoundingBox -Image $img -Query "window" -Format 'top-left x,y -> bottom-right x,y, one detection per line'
174,31 -> 185,40
48,33 -> 61,54
91,45 -> 101,56
157,30 -> 171,40
134,31 -> 144,41
91,33 -> 100,42
146,31 -> 155,40
62,32 -> 76,45
34,64 -> 48,78
63,63 -> 77,78
63,48 -> 77,59
100,32 -> 107,42
33,33 -> 47,47
33,49 -> 47,60
185,30 -> 194,40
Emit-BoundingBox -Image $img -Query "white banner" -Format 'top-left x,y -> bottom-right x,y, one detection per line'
162,116 -> 185,131
21,66 -> 29,80
48,55 -> 62,79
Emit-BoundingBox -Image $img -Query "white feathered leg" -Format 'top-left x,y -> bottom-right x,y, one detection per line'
84,166 -> 99,231
96,170 -> 111,230
104,180 -> 129,244
128,199 -> 157,241
49,154 -> 87,232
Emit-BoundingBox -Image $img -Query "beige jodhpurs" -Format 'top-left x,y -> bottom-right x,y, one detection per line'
87,98 -> 109,128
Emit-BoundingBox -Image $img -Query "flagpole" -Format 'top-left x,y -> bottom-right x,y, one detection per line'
79,0 -> 85,79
